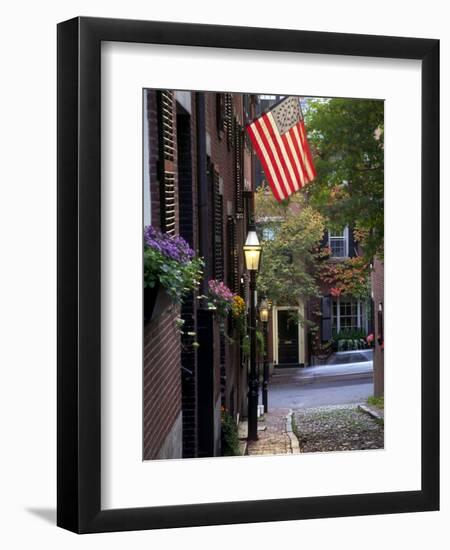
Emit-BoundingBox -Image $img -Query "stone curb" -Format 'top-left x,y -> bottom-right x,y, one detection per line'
238,439 -> 248,456
358,404 -> 384,421
285,410 -> 301,454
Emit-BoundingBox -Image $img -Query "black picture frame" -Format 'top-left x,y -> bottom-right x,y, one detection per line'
57,16 -> 439,534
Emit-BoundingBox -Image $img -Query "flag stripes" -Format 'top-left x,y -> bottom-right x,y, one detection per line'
246,121 -> 283,201
246,97 -> 316,201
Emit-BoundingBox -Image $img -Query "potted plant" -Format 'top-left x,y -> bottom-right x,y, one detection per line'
143,226 -> 204,321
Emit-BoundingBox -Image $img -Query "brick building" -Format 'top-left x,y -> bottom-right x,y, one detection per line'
258,222 -> 373,368
308,227 -> 372,363
143,90 -> 255,460
371,257 -> 384,397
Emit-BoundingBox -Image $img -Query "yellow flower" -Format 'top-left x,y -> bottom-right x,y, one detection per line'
232,295 -> 246,317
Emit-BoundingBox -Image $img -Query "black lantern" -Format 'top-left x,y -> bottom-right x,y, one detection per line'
259,298 -> 269,323
243,228 -> 262,271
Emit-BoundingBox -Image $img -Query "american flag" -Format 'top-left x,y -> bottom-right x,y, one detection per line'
246,96 -> 316,201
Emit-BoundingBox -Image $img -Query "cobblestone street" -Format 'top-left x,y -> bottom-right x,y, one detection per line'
245,403 -> 384,456
294,404 -> 384,453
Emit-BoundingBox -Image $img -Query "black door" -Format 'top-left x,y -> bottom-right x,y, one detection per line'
278,310 -> 299,364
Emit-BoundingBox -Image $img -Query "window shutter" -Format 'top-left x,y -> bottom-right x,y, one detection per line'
320,229 -> 329,249
321,296 -> 332,341
227,216 -> 239,294
348,226 -> 357,257
213,169 -> 224,281
157,90 -> 176,235
234,118 -> 244,215
224,93 -> 233,150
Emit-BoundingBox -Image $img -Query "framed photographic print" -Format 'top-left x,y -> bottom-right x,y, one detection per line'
57,17 -> 439,533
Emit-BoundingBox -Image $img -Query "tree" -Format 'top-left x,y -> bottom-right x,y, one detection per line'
304,98 -> 384,260
255,186 -> 325,308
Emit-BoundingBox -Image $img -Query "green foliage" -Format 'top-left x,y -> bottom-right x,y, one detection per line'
256,202 -> 325,305
305,98 -> 384,260
221,409 -> 241,456
334,328 -> 367,340
320,256 -> 371,300
333,329 -> 368,351
336,338 -> 366,351
367,396 -> 384,410
143,246 -> 204,304
256,329 -> 265,356
255,182 -> 305,219
241,335 -> 250,357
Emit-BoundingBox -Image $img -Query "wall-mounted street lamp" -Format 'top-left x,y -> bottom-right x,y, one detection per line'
243,228 -> 262,271
244,225 -> 261,442
259,299 -> 269,323
259,298 -> 269,413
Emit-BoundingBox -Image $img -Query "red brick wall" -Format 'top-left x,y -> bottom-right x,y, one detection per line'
143,308 -> 181,458
143,90 -> 182,459
143,90 -> 250,458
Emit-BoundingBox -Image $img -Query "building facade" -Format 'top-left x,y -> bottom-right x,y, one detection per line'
257,221 -> 374,369
143,90 -> 255,459
309,226 -> 372,365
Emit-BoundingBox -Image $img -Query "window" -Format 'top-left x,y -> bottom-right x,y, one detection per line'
332,297 -> 367,334
262,227 -> 276,241
329,226 -> 349,257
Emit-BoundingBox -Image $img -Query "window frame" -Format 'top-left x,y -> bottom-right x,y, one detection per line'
328,225 -> 349,258
332,296 -> 367,335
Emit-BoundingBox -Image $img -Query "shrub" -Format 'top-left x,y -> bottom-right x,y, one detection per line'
332,329 -> 368,351
221,408 -> 241,456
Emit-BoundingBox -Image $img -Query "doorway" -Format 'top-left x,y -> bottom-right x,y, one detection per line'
277,309 -> 299,365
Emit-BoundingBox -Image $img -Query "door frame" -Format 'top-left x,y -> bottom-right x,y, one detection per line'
272,305 -> 305,365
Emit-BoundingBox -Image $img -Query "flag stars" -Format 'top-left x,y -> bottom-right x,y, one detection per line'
272,97 -> 301,135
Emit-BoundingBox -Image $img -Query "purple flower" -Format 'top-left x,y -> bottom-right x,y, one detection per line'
208,279 -> 235,303
144,226 -> 195,264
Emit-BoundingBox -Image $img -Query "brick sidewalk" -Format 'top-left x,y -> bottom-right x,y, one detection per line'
246,408 -> 299,456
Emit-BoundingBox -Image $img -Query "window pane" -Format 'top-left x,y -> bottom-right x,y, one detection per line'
262,227 -> 275,240
329,228 -> 346,237
329,226 -> 348,257
331,298 -> 368,337
330,237 -> 345,257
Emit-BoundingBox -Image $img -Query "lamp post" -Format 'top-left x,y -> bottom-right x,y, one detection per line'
243,224 -> 262,441
259,298 -> 269,414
